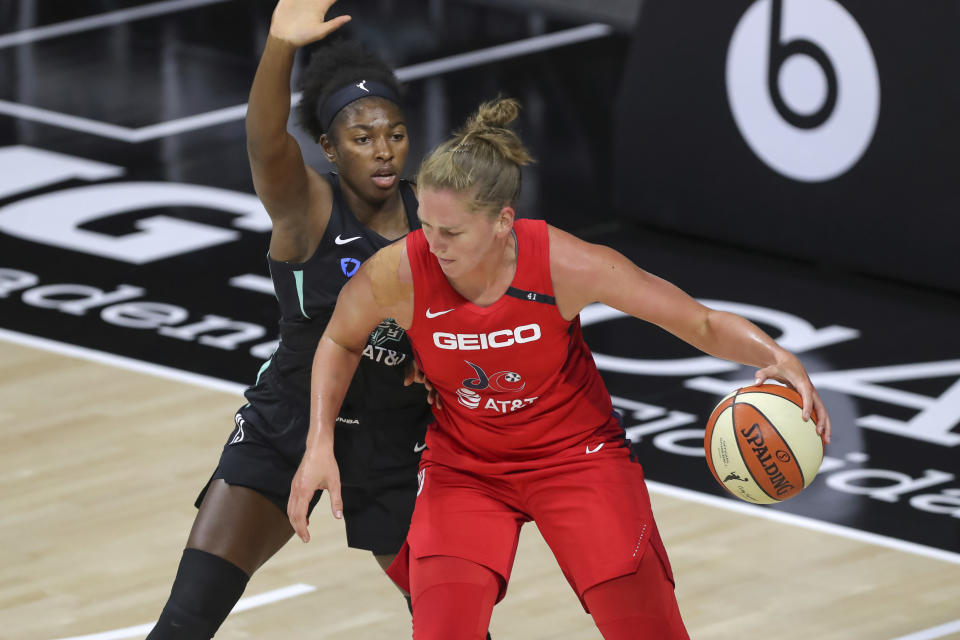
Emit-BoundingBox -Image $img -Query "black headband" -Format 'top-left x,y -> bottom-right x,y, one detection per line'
316,79 -> 400,133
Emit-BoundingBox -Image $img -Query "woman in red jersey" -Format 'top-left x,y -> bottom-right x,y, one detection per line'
289,97 -> 832,639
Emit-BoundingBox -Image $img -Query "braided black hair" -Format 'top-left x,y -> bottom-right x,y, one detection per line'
296,38 -> 401,142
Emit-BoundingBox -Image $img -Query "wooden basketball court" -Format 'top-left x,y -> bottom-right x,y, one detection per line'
3,1 -> 960,638
3,338 -> 958,639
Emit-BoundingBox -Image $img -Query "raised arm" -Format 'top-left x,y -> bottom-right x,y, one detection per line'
246,0 -> 350,259
288,240 -> 413,541
549,225 -> 832,443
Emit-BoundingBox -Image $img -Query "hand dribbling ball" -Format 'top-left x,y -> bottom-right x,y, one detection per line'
704,384 -> 823,504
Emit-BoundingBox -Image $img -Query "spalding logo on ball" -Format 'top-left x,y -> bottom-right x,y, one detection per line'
704,384 -> 824,504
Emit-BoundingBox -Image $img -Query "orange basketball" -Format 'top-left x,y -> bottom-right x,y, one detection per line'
704,384 -> 824,504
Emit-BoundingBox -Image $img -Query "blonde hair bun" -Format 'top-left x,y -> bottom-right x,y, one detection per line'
468,97 -> 519,130
418,97 -> 534,213
456,98 -> 532,166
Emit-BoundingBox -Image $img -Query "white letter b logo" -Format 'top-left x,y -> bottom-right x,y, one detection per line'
726,0 -> 880,182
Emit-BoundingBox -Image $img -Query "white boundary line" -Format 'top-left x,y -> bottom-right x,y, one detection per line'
12,11 -> 955,630
0,23 -> 614,143
129,103 -> 250,142
0,0 -> 232,50
0,327 -> 244,396
2,326 -> 959,569
393,22 -> 614,81
890,619 -> 960,640
229,273 -> 277,295
647,481 -> 960,566
0,100 -> 136,140
50,583 -> 316,640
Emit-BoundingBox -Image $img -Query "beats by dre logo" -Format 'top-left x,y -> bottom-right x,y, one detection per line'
725,0 -> 880,182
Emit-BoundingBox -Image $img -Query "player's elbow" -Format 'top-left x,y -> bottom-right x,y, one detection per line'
690,306 -> 720,350
320,332 -> 365,359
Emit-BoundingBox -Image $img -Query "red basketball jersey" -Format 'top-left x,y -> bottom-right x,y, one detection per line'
405,218 -> 623,473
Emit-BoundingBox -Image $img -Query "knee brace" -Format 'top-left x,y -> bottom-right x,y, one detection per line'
146,548 -> 249,639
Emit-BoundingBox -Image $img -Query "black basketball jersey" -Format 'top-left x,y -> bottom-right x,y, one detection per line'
242,173 -> 428,486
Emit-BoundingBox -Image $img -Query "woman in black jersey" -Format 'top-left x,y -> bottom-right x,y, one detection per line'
146,1 -> 431,637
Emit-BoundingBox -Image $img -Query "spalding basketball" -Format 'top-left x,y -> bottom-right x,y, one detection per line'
704,384 -> 823,504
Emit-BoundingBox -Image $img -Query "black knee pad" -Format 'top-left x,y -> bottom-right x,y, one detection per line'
146,548 -> 249,639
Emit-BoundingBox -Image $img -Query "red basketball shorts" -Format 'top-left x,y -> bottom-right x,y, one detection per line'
387,444 -> 675,611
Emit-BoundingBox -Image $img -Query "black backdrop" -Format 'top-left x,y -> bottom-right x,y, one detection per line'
614,0 -> 960,293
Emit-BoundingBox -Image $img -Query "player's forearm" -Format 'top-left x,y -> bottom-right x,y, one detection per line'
694,309 -> 791,370
245,35 -> 298,159
305,335 -> 362,452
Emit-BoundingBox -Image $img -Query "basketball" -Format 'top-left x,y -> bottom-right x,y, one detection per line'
704,384 -> 824,504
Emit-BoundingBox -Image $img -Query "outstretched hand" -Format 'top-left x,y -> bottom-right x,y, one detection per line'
270,0 -> 351,48
404,359 -> 441,408
287,446 -> 342,543
754,356 -> 832,444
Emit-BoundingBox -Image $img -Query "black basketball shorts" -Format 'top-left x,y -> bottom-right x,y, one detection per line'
194,405 -> 419,555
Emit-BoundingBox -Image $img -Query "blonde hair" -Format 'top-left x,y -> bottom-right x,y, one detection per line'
417,97 -> 534,214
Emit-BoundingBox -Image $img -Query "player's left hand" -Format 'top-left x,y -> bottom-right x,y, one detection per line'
287,445 -> 342,542
404,359 -> 441,408
754,354 -> 832,444
269,0 -> 351,48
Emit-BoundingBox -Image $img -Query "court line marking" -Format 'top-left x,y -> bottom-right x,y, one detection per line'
50,583 -> 316,640
0,0 -> 231,50
229,272 -> 276,294
0,327 -> 245,396
0,23 -> 614,142
890,619 -> 960,640
647,481 -> 960,566
393,22 -> 613,80
10,8 -> 954,636
0,100 -> 137,140
3,326 -> 958,569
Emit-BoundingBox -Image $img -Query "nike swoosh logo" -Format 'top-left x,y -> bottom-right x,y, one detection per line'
425,308 -> 454,318
335,234 -> 361,245
586,443 -> 604,454
414,442 -> 427,453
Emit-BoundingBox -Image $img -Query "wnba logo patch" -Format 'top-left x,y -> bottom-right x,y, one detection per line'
726,0 -> 880,182
229,412 -> 246,444
417,469 -> 426,497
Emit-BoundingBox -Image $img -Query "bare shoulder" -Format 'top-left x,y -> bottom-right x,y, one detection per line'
304,167 -> 334,231
299,166 -> 334,229
547,225 -> 589,270
256,157 -> 331,220
397,238 -> 413,285
547,224 -> 620,281
308,166 -> 334,207
364,239 -> 414,314
547,224 -> 626,319
264,167 -> 335,262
